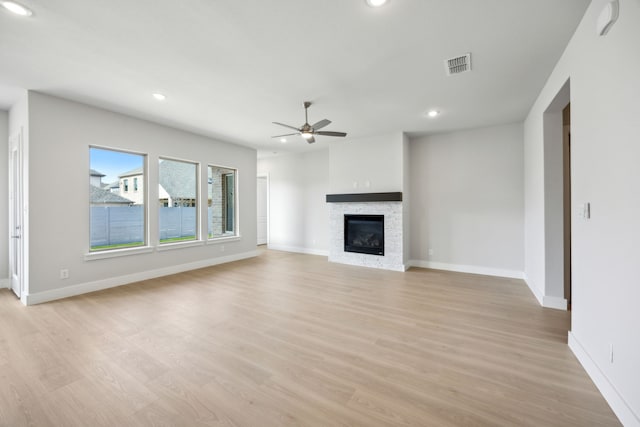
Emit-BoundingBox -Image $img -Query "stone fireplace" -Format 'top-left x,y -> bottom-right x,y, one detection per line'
327,192 -> 405,271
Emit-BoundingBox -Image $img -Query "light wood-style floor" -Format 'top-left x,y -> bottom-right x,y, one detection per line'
0,249 -> 620,426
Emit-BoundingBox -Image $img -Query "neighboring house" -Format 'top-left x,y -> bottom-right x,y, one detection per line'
158,160 -> 196,207
106,181 -> 120,195
118,167 -> 144,205
89,169 -> 105,188
114,163 -> 201,207
89,185 -> 133,207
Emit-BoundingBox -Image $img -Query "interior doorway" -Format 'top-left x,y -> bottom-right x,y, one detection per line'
257,174 -> 268,246
542,79 -> 571,311
563,104 -> 572,309
8,130 -> 25,299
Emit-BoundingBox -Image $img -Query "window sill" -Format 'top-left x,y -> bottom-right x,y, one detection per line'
206,235 -> 241,245
85,245 -> 154,261
156,239 -> 205,251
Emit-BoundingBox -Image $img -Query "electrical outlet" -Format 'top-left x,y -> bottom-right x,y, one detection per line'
428,248 -> 434,256
60,269 -> 69,279
220,245 -> 225,252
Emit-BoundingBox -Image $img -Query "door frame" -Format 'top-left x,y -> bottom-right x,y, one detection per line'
8,128 -> 28,302
256,173 -> 269,246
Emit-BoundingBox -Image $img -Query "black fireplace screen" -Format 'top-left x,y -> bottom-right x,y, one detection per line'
344,214 -> 384,256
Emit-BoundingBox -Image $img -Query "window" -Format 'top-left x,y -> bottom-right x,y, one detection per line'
159,158 -> 198,243
89,147 -> 145,251
134,177 -> 138,192
208,166 -> 237,238
123,179 -> 129,192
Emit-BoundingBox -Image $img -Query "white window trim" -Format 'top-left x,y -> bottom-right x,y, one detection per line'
158,157 -> 201,245
156,239 -> 205,251
206,235 -> 242,245
207,163 -> 239,240
85,245 -> 154,261
89,146 -> 148,254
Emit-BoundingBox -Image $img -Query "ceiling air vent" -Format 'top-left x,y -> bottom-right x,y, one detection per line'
445,53 -> 471,76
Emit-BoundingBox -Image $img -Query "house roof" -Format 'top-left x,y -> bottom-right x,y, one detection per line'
90,185 -> 132,204
90,169 -> 105,177
119,167 -> 143,178
159,160 -> 196,199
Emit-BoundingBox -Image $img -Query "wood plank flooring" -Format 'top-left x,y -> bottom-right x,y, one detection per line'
0,249 -> 621,426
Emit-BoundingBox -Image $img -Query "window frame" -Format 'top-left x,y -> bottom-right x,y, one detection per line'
158,156 -> 201,246
207,164 -> 239,241
88,146 -> 148,254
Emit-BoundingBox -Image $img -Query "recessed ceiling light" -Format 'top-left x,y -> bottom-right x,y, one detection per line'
280,138 -> 287,143
366,0 -> 388,7
152,93 -> 166,101
2,1 -> 33,16
427,110 -> 440,118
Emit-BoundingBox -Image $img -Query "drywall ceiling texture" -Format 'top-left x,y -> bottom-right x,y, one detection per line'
25,91 -> 257,301
0,0 -> 589,155
524,0 -> 640,424
409,123 -> 524,277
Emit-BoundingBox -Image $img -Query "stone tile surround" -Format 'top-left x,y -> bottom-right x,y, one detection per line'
328,201 -> 405,271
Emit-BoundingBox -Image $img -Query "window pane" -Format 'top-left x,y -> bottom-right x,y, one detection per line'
159,158 -> 198,243
89,147 -> 145,251
208,166 -> 237,238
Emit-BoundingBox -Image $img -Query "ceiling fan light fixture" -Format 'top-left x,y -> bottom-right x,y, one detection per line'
2,1 -> 33,16
427,110 -> 440,118
365,0 -> 388,7
280,138 -> 287,143
301,132 -> 313,139
152,93 -> 166,101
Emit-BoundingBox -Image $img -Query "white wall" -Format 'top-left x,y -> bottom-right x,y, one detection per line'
329,132 -> 404,193
409,123 -> 524,278
257,150 -> 329,255
25,92 -> 257,303
402,133 -> 410,265
0,110 -> 7,282
524,1 -> 640,424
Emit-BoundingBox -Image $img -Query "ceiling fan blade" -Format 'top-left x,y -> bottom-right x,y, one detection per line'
315,131 -> 347,137
311,119 -> 331,130
272,122 -> 301,132
306,136 -> 316,144
271,133 -> 299,138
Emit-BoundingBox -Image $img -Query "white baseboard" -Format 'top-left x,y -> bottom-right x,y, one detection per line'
523,273 -> 544,305
522,274 -> 567,310
408,260 -> 524,280
24,250 -> 259,306
268,244 -> 329,257
542,295 -> 567,310
0,278 -> 9,289
569,332 -> 639,427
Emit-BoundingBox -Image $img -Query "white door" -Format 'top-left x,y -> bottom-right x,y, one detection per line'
8,131 -> 24,298
257,176 -> 268,245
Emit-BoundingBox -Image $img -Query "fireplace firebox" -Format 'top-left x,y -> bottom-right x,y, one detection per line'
344,214 -> 384,256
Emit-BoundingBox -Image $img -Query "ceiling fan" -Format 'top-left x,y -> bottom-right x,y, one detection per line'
272,101 -> 347,144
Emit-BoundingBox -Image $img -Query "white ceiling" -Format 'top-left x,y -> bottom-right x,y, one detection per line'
0,0 -> 589,157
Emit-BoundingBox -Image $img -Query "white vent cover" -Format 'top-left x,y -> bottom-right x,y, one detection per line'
445,53 -> 471,76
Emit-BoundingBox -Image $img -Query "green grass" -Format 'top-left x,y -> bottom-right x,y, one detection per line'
159,235 -> 196,243
91,235 -> 196,250
91,241 -> 144,251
